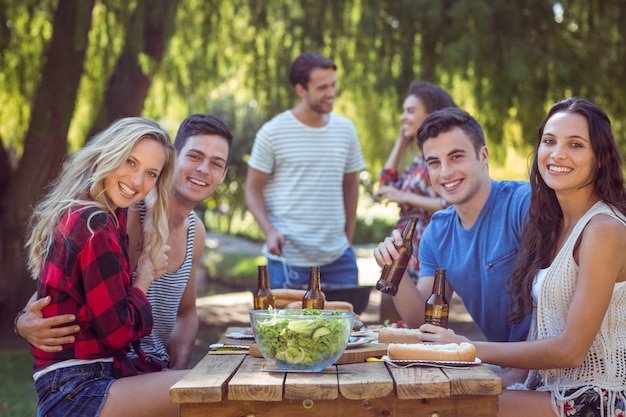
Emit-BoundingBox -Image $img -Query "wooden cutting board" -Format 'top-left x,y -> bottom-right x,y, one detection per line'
248,342 -> 388,364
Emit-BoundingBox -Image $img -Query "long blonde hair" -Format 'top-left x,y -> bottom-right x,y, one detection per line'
26,117 -> 175,278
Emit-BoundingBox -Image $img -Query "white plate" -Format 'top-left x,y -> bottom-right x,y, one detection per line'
346,336 -> 370,348
383,355 -> 481,367
224,331 -> 255,340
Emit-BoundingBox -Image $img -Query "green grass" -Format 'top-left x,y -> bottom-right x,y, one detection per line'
0,350 -> 37,417
201,252 -> 263,294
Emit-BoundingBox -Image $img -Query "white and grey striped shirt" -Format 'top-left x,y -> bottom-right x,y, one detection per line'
248,110 -> 365,266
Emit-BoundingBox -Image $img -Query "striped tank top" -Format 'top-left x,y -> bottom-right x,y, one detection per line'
129,201 -> 195,363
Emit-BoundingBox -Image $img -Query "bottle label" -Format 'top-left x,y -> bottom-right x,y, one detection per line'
302,299 -> 325,310
424,305 -> 449,328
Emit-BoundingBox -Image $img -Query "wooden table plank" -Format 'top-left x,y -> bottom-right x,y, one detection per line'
334,343 -> 388,364
337,362 -> 394,399
178,394 -> 498,417
227,356 -> 284,402
389,365 -> 451,399
284,369 -> 339,400
169,354 -> 243,403
444,365 -> 503,396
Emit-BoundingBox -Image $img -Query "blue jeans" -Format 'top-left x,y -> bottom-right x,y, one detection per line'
35,362 -> 115,417
267,247 -> 359,288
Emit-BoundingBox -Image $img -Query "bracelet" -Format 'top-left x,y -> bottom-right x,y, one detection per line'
13,310 -> 26,338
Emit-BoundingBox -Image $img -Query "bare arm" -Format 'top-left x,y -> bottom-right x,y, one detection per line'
376,134 -> 443,213
474,215 -> 625,370
17,294 -> 80,352
383,129 -> 412,170
392,274 -> 436,328
167,216 -> 203,369
343,171 -> 360,243
375,186 -> 444,213
245,166 -> 284,255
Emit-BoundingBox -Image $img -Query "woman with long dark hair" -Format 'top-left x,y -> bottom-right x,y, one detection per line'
474,98 -> 626,416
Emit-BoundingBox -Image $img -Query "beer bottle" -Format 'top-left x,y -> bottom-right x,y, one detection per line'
424,268 -> 449,328
253,265 -> 275,309
302,266 -> 325,310
375,216 -> 418,296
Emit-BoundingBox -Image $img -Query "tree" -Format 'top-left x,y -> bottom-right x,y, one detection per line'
0,0 -> 95,340
3,0 -> 626,343
0,0 -> 179,342
87,0 -> 179,138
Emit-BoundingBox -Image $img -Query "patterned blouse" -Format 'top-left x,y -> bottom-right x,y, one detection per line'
380,152 -> 444,279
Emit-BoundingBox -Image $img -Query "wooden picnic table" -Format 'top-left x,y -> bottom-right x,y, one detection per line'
170,327 -> 503,417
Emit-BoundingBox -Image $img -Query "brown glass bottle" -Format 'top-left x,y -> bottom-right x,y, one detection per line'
302,266 -> 325,310
375,216 -> 418,296
424,268 -> 449,328
253,265 -> 275,309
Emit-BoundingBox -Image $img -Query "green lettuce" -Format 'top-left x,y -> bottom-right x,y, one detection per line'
254,309 -> 352,368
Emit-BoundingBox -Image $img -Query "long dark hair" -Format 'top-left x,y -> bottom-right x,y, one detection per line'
408,81 -> 457,113
508,97 -> 626,323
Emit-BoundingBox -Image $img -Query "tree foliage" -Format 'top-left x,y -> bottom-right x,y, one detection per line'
1,0 -> 625,339
1,0 -> 95,339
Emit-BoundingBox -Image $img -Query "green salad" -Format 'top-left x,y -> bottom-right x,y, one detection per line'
253,308 -> 352,368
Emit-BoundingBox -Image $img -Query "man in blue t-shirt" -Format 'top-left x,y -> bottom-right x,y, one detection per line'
374,108 -> 532,347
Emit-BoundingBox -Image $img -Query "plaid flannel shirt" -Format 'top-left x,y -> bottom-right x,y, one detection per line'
30,204 -> 153,377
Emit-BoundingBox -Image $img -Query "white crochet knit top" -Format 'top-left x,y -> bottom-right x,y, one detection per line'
532,201 -> 626,416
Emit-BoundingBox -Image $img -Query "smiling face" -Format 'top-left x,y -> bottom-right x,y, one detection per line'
538,111 -> 597,195
171,133 -> 229,205
423,127 -> 490,206
400,95 -> 429,139
297,67 -> 337,115
104,137 -> 166,209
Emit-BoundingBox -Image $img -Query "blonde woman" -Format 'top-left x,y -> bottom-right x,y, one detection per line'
27,117 -> 187,417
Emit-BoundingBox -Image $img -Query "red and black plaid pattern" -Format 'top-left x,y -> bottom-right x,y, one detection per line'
30,205 -> 153,376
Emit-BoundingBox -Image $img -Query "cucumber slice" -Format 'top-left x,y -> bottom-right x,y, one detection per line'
312,326 -> 331,340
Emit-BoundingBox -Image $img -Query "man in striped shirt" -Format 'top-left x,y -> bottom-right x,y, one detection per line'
245,52 -> 366,289
16,114 -> 232,370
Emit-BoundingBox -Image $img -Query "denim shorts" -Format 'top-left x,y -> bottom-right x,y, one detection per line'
267,247 -> 359,288
35,362 -> 116,417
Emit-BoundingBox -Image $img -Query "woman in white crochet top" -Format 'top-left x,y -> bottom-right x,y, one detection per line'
439,98 -> 626,416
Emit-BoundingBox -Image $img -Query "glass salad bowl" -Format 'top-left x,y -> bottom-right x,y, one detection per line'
249,308 -> 355,371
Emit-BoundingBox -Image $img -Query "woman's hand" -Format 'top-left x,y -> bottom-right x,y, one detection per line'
134,237 -> 170,292
398,126 -> 416,146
